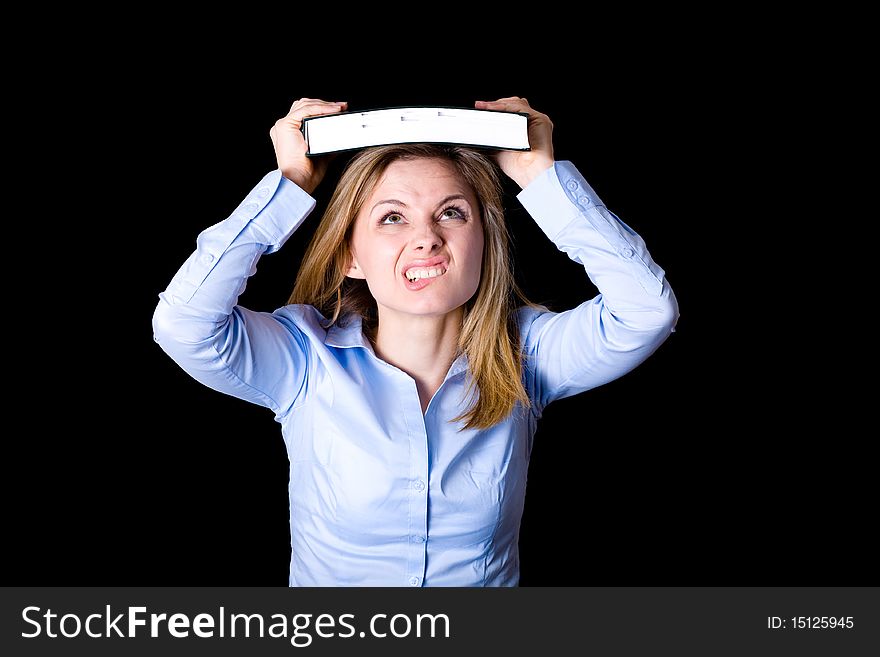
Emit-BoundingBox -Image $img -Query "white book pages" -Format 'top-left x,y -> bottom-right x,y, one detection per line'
303,107 -> 530,155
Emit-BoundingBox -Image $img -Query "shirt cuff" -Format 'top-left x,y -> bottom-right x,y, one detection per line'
233,170 -> 317,253
516,161 -> 605,242
171,171 -> 316,303
515,160 -> 666,298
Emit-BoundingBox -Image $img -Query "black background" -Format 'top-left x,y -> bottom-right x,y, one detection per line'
9,50 -> 872,586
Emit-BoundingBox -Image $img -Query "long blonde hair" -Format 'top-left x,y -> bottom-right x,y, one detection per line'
289,144 -> 546,431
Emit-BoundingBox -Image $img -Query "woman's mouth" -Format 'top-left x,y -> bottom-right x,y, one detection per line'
405,266 -> 447,283
403,266 -> 447,290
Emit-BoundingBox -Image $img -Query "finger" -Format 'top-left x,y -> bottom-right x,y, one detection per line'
478,96 -> 525,102
278,102 -> 347,132
478,99 -> 530,111
290,104 -> 348,126
289,97 -> 319,112
291,98 -> 347,112
289,99 -> 348,118
475,97 -> 531,113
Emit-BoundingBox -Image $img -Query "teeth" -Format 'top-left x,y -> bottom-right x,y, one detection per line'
406,267 -> 447,282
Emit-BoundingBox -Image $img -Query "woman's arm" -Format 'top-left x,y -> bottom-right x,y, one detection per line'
152,98 -> 346,419
517,161 -> 678,413
479,97 -> 679,414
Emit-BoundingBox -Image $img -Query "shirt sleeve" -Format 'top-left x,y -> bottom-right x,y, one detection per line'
516,161 -> 680,416
151,170 -> 317,419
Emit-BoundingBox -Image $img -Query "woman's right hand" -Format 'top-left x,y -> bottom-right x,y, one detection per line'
270,98 -> 348,194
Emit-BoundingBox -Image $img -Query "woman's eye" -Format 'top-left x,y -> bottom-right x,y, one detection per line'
441,207 -> 465,220
381,213 -> 404,225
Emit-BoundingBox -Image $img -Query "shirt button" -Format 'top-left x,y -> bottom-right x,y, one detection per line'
201,253 -> 215,264
412,480 -> 425,491
620,247 -> 634,259
566,180 -> 578,191
409,576 -> 421,586
578,196 -> 591,207
243,202 -> 259,213
256,187 -> 270,198
411,535 -> 425,543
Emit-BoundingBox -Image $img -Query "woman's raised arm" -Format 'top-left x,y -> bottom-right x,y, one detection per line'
480,96 -> 679,415
151,98 -> 346,419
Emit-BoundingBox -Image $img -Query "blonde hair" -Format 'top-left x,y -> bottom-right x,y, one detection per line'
289,144 -> 546,431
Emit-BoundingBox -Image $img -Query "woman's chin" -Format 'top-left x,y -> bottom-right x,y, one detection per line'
378,299 -> 464,319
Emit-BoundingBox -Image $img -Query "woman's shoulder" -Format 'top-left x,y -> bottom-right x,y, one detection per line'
271,303 -> 332,338
513,303 -> 553,330
513,302 -> 562,356
271,305 -> 367,350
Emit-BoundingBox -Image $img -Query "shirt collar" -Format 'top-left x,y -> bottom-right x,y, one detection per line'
325,314 -> 469,379
324,314 -> 374,350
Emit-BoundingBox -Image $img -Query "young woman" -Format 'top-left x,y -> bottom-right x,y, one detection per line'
152,96 -> 679,586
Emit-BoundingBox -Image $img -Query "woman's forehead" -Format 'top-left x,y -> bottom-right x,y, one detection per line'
370,158 -> 474,202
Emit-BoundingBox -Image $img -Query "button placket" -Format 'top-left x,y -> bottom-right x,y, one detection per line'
400,376 -> 429,590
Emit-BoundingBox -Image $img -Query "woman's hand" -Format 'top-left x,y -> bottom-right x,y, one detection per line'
475,97 -> 555,189
270,98 -> 348,194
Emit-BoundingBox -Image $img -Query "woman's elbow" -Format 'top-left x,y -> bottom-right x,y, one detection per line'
153,296 -> 185,346
151,296 -> 222,362
657,283 -> 680,335
625,283 -> 679,342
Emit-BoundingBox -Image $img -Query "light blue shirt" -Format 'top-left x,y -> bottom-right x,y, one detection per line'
152,161 -> 679,586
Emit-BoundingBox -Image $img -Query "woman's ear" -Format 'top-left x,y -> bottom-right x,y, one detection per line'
346,254 -> 366,280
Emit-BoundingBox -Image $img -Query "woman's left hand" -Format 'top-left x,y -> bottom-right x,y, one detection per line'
475,97 -> 555,189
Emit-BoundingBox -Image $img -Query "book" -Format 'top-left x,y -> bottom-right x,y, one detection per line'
302,106 -> 530,156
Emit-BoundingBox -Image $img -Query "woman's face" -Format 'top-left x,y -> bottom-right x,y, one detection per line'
347,157 -> 485,320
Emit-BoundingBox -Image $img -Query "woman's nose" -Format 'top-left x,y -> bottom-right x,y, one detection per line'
412,222 -> 443,251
